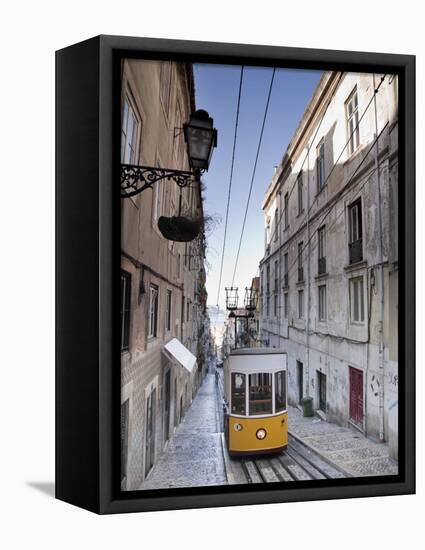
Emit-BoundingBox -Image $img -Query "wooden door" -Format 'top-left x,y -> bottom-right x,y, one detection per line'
318,371 -> 326,412
164,370 -> 171,443
349,367 -> 364,425
145,388 -> 156,476
297,361 -> 303,403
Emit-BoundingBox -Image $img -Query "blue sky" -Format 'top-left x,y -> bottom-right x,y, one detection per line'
194,64 -> 322,310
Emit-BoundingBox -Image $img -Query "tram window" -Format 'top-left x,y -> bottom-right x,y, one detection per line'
249,373 -> 273,415
231,373 -> 246,415
275,371 -> 287,412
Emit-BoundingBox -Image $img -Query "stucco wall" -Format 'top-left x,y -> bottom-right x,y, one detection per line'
120,59 -> 208,489
259,72 -> 398,458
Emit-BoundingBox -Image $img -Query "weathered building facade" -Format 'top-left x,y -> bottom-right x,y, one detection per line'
259,72 -> 398,459
120,59 -> 209,490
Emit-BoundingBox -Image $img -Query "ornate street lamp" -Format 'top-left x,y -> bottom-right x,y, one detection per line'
183,110 -> 217,171
120,109 -> 217,243
121,109 -> 217,198
225,287 -> 239,310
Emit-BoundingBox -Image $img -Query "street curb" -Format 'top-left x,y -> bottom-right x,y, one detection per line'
213,370 -> 234,485
220,432 -> 236,485
288,430 -> 353,478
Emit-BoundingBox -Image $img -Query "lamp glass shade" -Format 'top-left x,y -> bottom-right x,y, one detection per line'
184,110 -> 217,171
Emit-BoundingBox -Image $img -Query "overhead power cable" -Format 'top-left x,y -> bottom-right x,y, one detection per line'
215,66 -> 244,311
231,67 -> 276,286
263,74 -> 387,285
267,73 -> 386,247
243,72 -> 345,300
278,120 -> 390,286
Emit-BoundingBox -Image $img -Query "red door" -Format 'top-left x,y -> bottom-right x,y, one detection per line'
349,367 -> 364,426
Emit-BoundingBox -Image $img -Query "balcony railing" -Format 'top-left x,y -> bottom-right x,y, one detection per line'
318,257 -> 326,275
349,239 -> 363,264
298,267 -> 304,282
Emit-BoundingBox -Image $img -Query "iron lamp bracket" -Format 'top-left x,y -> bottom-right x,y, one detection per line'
121,164 -> 198,198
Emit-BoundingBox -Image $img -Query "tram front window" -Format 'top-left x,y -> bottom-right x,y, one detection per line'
275,370 -> 286,412
231,373 -> 246,415
249,373 -> 272,415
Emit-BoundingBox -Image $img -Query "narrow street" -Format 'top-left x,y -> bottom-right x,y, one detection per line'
217,366 -> 397,484
139,372 -> 226,490
216,367 -> 349,484
139,362 -> 397,490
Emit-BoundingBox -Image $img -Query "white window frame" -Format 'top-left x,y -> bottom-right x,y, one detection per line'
298,289 -> 304,319
349,200 -> 362,243
350,277 -> 365,323
121,95 -> 141,164
346,87 -> 360,156
148,284 -> 159,338
316,139 -> 325,192
165,289 -> 172,332
284,193 -> 289,229
318,226 -> 326,260
318,285 -> 327,321
297,171 -> 303,214
298,242 -> 303,270
274,208 -> 279,241
160,61 -> 173,118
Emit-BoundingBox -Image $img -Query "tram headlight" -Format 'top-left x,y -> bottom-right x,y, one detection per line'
234,423 -> 243,432
256,428 -> 267,440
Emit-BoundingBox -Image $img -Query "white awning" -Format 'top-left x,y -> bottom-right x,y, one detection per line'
163,338 -> 197,374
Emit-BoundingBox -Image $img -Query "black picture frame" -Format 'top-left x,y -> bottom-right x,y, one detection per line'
56,34 -> 415,514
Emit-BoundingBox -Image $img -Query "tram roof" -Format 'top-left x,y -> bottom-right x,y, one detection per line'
229,347 -> 286,356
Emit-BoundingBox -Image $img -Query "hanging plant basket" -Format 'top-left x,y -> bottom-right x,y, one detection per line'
158,216 -> 202,242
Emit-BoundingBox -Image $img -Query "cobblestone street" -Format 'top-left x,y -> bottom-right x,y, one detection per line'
287,406 -> 398,477
139,373 -> 227,490
141,366 -> 398,490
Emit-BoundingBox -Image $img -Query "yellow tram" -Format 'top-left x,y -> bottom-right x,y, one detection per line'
223,348 -> 288,456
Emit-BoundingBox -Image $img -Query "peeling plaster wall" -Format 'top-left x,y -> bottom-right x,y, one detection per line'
120,59 -> 208,490
260,72 -> 398,458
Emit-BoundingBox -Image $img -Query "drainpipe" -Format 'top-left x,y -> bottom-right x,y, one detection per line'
373,74 -> 385,442
306,144 -> 311,397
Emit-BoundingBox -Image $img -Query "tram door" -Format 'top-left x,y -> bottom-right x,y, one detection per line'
349,367 -> 364,426
145,388 -> 156,476
164,371 -> 171,443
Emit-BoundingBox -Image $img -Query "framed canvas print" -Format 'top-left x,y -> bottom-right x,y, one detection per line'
56,35 -> 415,514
